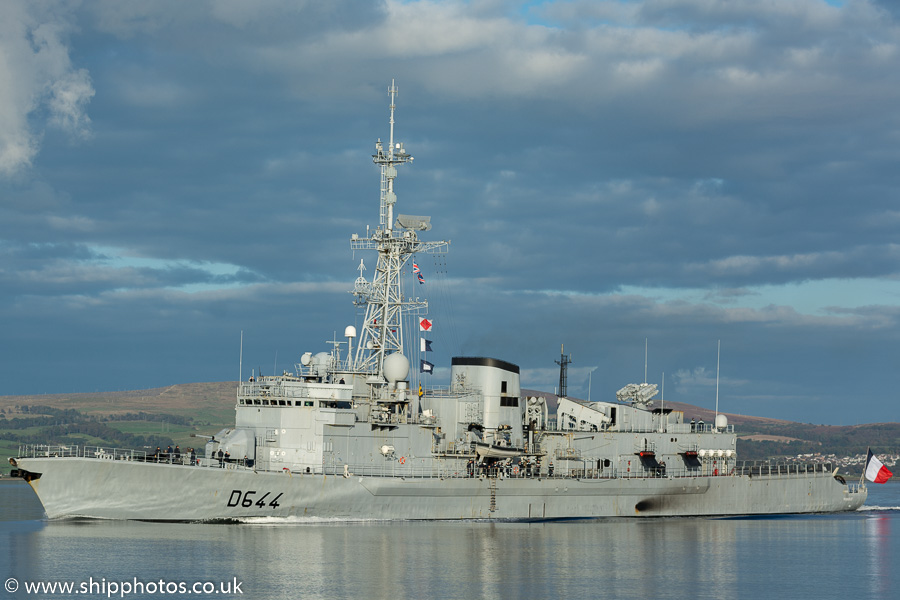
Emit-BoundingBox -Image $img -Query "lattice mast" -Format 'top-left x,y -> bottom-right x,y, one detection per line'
349,81 -> 448,378
556,344 -> 573,398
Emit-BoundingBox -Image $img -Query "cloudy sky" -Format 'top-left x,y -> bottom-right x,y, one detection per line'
2,0 -> 899,424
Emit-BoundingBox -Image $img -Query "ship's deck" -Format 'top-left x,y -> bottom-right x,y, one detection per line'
14,443 -> 864,496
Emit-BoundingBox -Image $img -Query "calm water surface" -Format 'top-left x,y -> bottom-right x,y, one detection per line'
1,480 -> 898,600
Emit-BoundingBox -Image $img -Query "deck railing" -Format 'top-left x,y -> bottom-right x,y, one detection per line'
18,444 -> 148,461
16,444 -> 861,492
16,444 -> 213,466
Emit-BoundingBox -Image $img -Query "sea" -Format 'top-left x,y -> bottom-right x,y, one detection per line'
1,480 -> 897,600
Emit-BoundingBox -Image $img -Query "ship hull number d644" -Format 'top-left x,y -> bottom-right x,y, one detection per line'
227,490 -> 283,509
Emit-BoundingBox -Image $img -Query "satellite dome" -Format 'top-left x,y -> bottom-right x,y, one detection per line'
383,353 -> 410,384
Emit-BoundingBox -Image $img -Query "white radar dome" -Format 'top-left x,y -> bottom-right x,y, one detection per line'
300,352 -> 313,366
383,353 -> 410,384
715,414 -> 728,430
345,325 -> 357,338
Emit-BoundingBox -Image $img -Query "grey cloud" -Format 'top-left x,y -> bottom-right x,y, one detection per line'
0,1 -> 95,176
2,1 -> 899,424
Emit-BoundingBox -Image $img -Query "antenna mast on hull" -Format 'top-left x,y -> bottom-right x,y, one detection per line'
714,339 -> 721,429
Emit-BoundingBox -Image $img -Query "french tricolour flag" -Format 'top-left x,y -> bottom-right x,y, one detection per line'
865,449 -> 894,484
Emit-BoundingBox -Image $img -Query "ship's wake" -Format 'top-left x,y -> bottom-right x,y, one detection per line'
858,505 -> 900,512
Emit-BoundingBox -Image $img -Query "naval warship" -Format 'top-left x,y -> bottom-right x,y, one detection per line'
12,83 -> 867,521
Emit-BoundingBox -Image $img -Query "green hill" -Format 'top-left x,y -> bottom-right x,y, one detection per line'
0,382 -> 236,469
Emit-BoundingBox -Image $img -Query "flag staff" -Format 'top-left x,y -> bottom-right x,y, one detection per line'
859,447 -> 868,487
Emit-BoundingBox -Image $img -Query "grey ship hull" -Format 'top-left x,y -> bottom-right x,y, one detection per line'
16,457 -> 866,521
